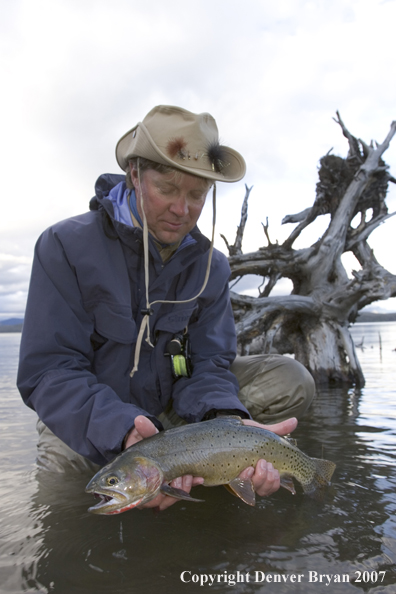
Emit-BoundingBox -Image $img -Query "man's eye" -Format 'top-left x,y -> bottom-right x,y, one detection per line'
158,186 -> 173,195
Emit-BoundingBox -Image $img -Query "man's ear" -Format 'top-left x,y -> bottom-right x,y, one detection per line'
129,162 -> 139,188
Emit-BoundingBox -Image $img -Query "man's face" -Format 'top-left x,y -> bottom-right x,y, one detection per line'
130,164 -> 211,245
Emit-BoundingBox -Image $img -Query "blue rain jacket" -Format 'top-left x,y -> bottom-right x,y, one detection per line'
17,174 -> 249,465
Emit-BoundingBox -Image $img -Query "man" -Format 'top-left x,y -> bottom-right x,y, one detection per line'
17,106 -> 314,510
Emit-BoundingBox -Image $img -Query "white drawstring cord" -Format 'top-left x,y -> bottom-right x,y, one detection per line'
130,162 -> 216,377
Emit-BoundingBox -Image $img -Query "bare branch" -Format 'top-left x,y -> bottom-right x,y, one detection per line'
220,233 -> 231,252
220,184 -> 253,256
333,111 -> 363,160
261,217 -> 275,247
232,294 -> 318,339
282,207 -> 312,225
308,119 -> 396,279
346,211 -> 396,250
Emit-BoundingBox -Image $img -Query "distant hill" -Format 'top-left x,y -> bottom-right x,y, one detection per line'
355,311 -> 396,323
0,318 -> 24,326
0,318 -> 24,333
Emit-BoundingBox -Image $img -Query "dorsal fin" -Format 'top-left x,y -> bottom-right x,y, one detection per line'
283,436 -> 298,447
214,415 -> 243,423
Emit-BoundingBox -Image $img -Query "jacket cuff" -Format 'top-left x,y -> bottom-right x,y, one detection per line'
201,409 -> 251,421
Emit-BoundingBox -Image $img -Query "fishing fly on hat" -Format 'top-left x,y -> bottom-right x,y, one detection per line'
115,105 -> 246,376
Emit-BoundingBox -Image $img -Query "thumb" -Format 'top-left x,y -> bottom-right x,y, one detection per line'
134,415 -> 159,439
263,417 -> 298,436
243,417 -> 298,436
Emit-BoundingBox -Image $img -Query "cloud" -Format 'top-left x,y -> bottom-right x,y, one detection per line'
1,0 -> 396,315
0,253 -> 32,316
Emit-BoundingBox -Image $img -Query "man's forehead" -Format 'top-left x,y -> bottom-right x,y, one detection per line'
148,168 -> 212,190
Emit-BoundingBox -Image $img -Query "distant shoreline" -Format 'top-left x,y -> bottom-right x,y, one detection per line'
0,324 -> 24,333
355,312 -> 396,323
1,312 -> 396,334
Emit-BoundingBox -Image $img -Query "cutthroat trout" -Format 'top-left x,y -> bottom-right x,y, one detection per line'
86,417 -> 336,514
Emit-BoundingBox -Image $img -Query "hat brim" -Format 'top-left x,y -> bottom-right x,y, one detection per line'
116,122 -> 246,183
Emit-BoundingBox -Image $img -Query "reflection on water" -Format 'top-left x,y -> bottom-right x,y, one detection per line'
0,324 -> 395,593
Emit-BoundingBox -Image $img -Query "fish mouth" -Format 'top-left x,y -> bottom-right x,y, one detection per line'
86,489 -> 144,515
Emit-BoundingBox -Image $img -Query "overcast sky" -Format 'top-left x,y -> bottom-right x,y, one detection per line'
1,0 -> 396,320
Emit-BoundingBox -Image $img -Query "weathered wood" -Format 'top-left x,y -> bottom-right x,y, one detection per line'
223,114 -> 396,387
220,184 -> 253,256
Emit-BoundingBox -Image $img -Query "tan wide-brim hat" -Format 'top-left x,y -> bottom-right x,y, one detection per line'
115,105 -> 246,183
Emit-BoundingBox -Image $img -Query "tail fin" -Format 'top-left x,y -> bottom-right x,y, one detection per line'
302,458 -> 336,497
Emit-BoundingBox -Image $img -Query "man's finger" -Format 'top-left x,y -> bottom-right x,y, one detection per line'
252,460 -> 280,496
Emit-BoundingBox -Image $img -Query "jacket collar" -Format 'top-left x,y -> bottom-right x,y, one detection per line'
90,173 -> 211,261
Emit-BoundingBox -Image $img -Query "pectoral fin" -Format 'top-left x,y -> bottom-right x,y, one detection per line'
280,474 -> 296,495
160,483 -> 204,502
283,436 -> 298,447
226,478 -> 256,506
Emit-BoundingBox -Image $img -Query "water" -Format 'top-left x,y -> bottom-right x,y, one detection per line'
0,324 -> 395,594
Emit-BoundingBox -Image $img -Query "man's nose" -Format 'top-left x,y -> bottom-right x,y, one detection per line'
169,196 -> 189,217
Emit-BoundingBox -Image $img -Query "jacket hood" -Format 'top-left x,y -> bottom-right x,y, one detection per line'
90,173 -> 126,211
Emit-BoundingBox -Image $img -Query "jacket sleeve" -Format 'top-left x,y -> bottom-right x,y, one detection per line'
170,253 -> 251,423
17,226 -> 157,465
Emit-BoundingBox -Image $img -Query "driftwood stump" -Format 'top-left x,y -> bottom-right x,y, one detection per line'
223,113 -> 396,387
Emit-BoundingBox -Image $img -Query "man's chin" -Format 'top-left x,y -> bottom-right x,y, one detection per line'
155,227 -> 188,245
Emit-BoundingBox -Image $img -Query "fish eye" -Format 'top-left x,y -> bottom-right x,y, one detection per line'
106,476 -> 119,486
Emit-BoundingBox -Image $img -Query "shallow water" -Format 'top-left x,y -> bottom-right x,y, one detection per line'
0,324 -> 395,594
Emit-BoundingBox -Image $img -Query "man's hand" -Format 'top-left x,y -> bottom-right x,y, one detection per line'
238,417 -> 298,497
123,415 -> 204,511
